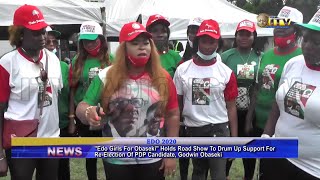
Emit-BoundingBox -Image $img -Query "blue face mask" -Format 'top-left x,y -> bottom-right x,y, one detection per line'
197,47 -> 217,61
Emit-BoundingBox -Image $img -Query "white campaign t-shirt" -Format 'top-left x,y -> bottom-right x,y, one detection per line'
275,55 -> 320,178
0,49 -> 62,137
173,58 -> 238,127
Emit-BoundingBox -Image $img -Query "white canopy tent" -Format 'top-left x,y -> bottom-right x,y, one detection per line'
0,0 -> 103,26
104,0 -> 274,39
0,0 -> 106,56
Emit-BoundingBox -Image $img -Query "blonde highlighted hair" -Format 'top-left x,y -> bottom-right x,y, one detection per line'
101,39 -> 169,113
8,25 -> 24,48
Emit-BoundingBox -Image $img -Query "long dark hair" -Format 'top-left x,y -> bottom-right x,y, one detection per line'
233,31 -> 262,56
71,35 -> 110,87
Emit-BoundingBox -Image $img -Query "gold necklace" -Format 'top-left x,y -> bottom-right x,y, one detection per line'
238,48 -> 252,65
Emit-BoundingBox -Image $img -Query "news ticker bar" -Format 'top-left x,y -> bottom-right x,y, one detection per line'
11,138 -> 298,159
11,137 -> 297,146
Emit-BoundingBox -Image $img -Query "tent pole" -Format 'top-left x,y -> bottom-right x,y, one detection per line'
100,6 -> 111,54
100,7 -> 107,37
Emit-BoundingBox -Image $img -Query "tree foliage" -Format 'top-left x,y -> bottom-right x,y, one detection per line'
236,0 -> 247,7
285,0 -> 320,22
255,0 -> 283,15
242,2 -> 255,13
232,0 -> 320,22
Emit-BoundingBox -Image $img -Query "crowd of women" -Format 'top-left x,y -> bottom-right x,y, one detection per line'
0,4 -> 319,180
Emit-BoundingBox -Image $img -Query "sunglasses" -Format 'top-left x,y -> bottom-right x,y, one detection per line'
38,62 -> 48,82
109,98 -> 148,109
46,39 -> 58,45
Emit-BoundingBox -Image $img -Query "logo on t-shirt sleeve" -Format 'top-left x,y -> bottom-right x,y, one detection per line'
192,78 -> 210,105
284,81 -> 316,119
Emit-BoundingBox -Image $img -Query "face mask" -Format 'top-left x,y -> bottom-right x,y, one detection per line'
274,33 -> 296,48
127,55 -> 150,67
84,39 -> 101,57
188,37 -> 193,48
197,47 -> 217,61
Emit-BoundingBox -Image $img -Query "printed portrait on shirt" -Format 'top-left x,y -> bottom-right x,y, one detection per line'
284,81 -> 316,119
192,78 -> 211,105
143,102 -> 163,137
105,80 -> 164,137
36,77 -> 52,107
261,64 -> 279,90
83,67 -> 102,90
88,67 -> 101,84
237,64 -> 255,79
107,97 -> 141,137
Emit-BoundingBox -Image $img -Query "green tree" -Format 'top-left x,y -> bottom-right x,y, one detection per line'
285,0 -> 320,22
242,2 -> 256,13
251,0 -> 260,7
255,0 -> 284,15
233,0 -> 284,15
235,0 -> 247,8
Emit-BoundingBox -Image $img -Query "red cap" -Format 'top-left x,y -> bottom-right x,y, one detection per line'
146,14 -> 170,28
196,19 -> 220,39
119,22 -> 152,43
13,4 -> 48,30
236,19 -> 256,32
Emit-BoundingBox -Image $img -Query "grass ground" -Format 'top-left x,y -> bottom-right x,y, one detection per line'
2,158 -> 259,180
